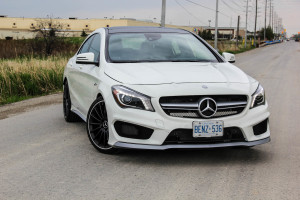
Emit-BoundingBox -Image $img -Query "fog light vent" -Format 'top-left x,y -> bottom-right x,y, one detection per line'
114,121 -> 154,139
253,118 -> 268,136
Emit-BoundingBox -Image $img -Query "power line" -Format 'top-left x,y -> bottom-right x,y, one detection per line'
185,0 -> 215,11
230,0 -> 243,9
184,0 -> 231,18
175,0 -> 207,25
221,0 -> 243,13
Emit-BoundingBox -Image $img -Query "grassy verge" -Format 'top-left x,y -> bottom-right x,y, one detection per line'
0,57 -> 67,105
219,46 -> 256,55
206,40 -> 256,54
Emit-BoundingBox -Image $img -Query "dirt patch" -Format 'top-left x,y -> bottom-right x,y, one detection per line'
0,93 -> 62,120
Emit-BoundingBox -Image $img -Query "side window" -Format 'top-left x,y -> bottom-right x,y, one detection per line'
89,34 -> 101,62
78,35 -> 94,54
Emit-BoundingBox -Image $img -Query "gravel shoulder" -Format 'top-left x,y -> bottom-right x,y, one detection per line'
0,93 -> 62,120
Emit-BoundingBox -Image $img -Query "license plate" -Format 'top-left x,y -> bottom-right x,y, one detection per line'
193,121 -> 224,137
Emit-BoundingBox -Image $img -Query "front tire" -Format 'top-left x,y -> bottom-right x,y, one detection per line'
86,97 -> 117,154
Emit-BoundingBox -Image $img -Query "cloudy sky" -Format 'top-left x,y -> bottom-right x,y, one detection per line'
1,0 -> 299,36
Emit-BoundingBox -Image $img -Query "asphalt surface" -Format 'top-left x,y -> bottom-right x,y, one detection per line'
1,42 -> 300,200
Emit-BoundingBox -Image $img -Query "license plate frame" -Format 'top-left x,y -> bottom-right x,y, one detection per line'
193,120 -> 224,138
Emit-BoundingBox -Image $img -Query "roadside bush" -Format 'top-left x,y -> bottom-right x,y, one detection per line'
0,38 -> 83,59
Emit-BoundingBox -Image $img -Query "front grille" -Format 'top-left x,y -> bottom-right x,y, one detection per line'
160,95 -> 248,119
163,127 -> 245,144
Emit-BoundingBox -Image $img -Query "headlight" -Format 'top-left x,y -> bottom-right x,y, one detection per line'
112,85 -> 155,112
250,84 -> 265,109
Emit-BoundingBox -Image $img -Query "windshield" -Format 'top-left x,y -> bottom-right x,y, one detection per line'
108,33 -> 219,63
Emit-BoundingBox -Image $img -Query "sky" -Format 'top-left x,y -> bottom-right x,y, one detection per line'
1,0 -> 299,36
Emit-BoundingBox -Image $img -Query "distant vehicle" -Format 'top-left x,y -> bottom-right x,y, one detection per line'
295,38 -> 299,42
63,26 -> 270,153
287,38 -> 290,41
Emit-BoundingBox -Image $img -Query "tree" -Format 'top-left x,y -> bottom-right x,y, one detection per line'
198,30 -> 203,38
259,26 -> 274,41
207,30 -> 212,40
34,18 -> 66,55
81,30 -> 88,37
198,30 -> 213,40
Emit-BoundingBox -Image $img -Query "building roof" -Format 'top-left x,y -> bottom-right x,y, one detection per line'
107,26 -> 189,34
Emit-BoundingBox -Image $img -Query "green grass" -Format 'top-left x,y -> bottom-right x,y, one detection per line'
0,57 -> 66,105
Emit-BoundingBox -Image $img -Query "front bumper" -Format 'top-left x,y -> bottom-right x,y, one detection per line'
113,137 -> 270,150
106,94 -> 270,148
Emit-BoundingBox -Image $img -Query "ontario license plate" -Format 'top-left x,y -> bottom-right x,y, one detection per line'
193,121 -> 224,137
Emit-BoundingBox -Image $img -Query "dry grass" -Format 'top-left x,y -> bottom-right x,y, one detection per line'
206,40 -> 254,53
0,38 -> 83,59
0,57 -> 67,104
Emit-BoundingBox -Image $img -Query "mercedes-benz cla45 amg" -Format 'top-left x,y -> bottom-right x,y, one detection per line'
63,26 -> 270,153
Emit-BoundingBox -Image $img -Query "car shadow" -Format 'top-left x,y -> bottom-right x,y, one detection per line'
112,146 -> 272,167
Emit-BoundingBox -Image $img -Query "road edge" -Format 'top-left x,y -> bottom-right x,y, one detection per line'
0,92 -> 62,120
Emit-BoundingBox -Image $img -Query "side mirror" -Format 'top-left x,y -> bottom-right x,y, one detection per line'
76,52 -> 99,65
222,52 -> 236,63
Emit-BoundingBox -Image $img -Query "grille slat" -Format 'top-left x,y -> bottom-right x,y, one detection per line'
160,95 -> 248,119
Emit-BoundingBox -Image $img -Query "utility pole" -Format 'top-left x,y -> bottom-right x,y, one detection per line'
236,15 -> 240,49
245,0 -> 249,48
264,0 -> 267,41
161,0 -> 166,27
272,7 -> 274,31
214,0 -> 219,50
276,14 -> 279,38
269,0 -> 272,26
254,0 -> 258,47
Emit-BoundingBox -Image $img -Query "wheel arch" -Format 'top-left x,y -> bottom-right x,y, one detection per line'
96,92 -> 104,100
63,77 -> 67,85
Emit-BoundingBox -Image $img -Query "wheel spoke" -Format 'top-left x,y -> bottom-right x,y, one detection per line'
90,126 -> 101,132
103,130 -> 106,145
93,106 -> 102,120
93,129 -> 102,140
98,103 -> 105,119
90,114 -> 101,122
89,122 -> 100,125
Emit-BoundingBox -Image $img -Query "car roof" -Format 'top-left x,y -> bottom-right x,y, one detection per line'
106,26 -> 189,34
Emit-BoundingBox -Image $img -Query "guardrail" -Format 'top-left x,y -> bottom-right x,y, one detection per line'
262,40 -> 282,46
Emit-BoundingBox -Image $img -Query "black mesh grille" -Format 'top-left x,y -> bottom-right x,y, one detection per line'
163,127 -> 245,144
253,118 -> 268,136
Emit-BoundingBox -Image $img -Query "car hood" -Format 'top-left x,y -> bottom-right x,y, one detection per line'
105,62 -> 250,85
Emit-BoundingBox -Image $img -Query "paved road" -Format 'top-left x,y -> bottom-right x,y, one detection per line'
1,42 -> 300,200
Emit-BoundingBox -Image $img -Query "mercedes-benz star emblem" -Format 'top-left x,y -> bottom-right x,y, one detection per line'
198,98 -> 217,118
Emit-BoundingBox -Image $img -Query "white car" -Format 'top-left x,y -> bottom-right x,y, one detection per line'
63,26 -> 270,153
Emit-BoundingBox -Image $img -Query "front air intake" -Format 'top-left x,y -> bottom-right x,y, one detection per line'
114,121 -> 154,140
253,118 -> 268,135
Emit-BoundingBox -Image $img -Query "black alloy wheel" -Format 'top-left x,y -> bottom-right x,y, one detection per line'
87,97 -> 117,154
63,81 -> 81,122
